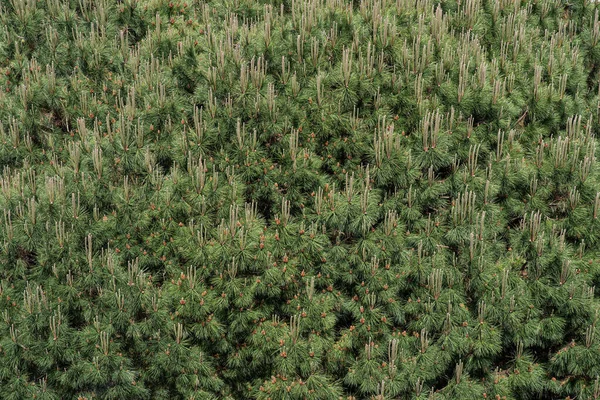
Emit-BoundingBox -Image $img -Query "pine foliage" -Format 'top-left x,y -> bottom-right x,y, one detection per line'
1,0 -> 600,398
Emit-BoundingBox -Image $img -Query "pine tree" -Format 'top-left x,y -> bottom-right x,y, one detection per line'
2,0 -> 600,398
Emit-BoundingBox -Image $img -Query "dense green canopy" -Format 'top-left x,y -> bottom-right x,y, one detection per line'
2,0 -> 600,399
